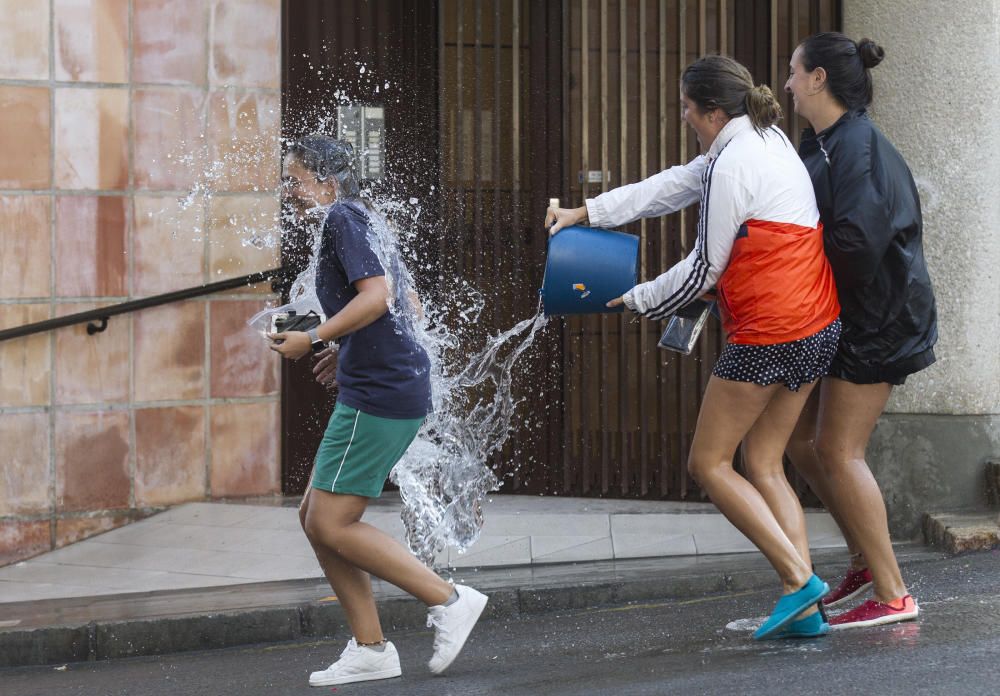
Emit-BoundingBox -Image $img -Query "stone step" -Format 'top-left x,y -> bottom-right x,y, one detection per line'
923,511 -> 1000,554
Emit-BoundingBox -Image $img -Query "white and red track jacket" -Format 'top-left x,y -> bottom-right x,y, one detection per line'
586,115 -> 839,345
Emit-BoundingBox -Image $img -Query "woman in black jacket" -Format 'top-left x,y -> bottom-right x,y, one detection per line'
782,32 -> 937,629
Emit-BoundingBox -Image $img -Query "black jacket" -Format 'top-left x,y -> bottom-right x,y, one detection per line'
799,109 -> 937,373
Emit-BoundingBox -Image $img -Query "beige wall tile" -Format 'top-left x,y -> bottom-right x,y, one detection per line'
55,88 -> 129,190
207,91 -> 280,192
0,2 -> 49,80
0,195 -> 51,298
0,520 -> 51,566
133,0 -> 208,85
0,413 -> 51,515
210,299 -> 279,398
133,300 -> 205,401
133,88 -> 207,191
55,410 -> 131,512
209,401 -> 279,497
55,0 -> 129,83
55,512 -> 131,548
207,195 -> 280,284
135,405 -> 206,506
1,0 -> 288,568
0,304 -> 51,407
0,87 -> 51,189
209,0 -> 280,88
132,195 -> 206,296
54,302 -> 130,405
55,196 -> 128,297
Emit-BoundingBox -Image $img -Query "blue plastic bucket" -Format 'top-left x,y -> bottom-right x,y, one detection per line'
540,225 -> 640,316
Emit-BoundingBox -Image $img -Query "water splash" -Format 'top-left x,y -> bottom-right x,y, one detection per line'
155,52 -> 548,565
394,310 -> 548,565
360,197 -> 549,565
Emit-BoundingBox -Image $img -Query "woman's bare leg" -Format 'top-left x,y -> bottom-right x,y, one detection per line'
785,389 -> 862,564
303,489 -> 454,609
689,376 -> 813,593
300,489 -> 385,644
814,378 -> 907,602
743,381 -> 819,571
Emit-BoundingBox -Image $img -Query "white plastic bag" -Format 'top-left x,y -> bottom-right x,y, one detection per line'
247,278 -> 327,337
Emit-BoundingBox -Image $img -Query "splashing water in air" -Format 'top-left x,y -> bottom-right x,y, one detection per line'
341,197 -> 548,565
394,311 -> 547,564
161,56 -> 548,566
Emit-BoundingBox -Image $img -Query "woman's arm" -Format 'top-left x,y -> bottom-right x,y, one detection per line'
615,170 -> 748,319
825,135 -> 894,289
270,276 -> 389,359
316,276 -> 390,341
585,156 -> 708,229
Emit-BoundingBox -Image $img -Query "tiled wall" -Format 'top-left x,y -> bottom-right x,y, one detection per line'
0,0 -> 283,565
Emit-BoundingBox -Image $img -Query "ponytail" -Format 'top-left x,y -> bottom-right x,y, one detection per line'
745,84 -> 782,131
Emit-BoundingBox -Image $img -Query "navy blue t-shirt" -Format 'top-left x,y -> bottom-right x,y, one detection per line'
315,201 -> 432,419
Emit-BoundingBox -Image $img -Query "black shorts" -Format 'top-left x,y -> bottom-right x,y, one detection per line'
826,343 -> 936,386
713,320 -> 841,392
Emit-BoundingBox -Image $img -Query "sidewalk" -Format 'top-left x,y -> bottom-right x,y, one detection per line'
0,494 -> 846,602
0,495 -> 862,667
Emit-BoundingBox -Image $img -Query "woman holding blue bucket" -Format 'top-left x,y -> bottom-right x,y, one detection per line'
547,55 -> 840,639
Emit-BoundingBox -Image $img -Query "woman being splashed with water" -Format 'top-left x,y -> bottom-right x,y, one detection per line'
272,135 -> 487,687
548,56 -> 840,639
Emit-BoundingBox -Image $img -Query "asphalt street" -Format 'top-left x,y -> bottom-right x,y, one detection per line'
4,551 -> 998,696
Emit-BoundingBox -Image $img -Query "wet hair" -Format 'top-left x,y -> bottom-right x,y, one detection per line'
799,32 -> 885,110
681,55 -> 782,133
285,134 -> 361,197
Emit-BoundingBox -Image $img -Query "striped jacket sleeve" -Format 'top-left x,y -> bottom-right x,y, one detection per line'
585,156 -> 708,228
623,166 -> 749,319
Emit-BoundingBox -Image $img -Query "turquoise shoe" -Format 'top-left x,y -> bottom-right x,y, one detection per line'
753,575 -> 830,640
777,608 -> 830,638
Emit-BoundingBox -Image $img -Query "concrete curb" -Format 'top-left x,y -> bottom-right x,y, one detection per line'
0,580 -> 737,668
0,549 -> 941,669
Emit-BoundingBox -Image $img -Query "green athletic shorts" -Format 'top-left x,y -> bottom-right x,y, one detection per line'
310,402 -> 424,498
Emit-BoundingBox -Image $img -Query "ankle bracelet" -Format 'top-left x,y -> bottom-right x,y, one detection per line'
357,638 -> 386,647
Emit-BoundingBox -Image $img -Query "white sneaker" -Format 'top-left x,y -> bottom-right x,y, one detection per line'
426,585 -> 489,674
308,638 -> 402,687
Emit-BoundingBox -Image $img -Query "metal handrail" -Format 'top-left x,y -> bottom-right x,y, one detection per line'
0,267 -> 290,342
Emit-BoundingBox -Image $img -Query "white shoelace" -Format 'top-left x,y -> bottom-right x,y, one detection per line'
323,639 -> 361,671
426,608 -> 450,651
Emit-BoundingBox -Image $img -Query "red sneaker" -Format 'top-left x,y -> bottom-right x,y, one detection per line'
822,566 -> 873,608
830,595 -> 919,629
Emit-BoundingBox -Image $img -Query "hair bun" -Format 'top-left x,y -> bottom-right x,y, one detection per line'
744,83 -> 782,130
858,38 -> 885,69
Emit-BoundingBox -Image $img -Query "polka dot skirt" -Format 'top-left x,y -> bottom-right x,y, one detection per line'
713,319 -> 842,392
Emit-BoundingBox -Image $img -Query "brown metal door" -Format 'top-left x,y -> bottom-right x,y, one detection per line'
434,0 -> 566,494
